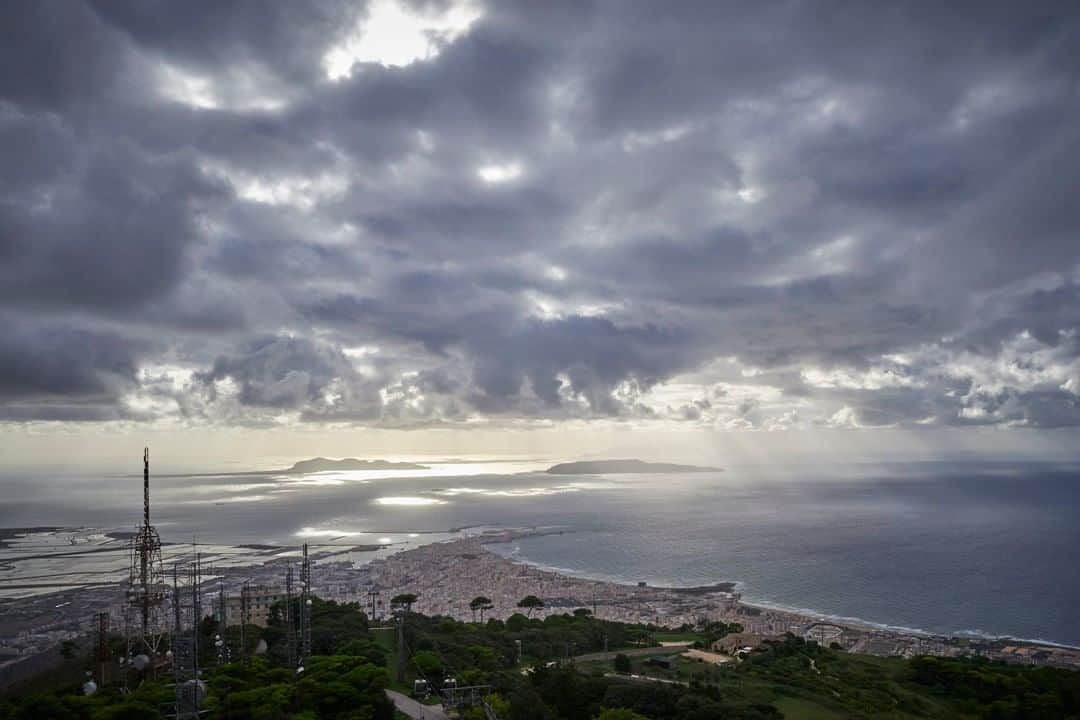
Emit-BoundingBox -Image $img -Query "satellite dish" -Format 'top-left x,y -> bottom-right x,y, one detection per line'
82,680 -> 97,696
133,654 -> 150,671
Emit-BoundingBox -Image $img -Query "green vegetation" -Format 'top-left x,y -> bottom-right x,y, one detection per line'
3,599 -> 1079,720
516,595 -> 545,617
470,596 -> 494,623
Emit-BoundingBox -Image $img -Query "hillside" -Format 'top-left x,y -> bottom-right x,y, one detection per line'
4,598 -> 1077,719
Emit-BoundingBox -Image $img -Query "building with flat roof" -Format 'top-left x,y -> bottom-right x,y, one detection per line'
223,586 -> 286,628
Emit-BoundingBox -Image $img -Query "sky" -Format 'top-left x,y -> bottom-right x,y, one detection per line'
2,1 -> 1080,471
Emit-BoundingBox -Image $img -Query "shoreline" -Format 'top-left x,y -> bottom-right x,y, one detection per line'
363,531 -> 1080,669
482,530 -> 1080,651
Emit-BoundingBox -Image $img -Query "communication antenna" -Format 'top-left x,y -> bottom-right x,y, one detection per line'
170,554 -> 204,719
126,448 -> 167,677
95,612 -> 110,686
240,582 -> 250,664
215,581 -> 228,666
285,564 -> 296,668
299,544 -> 312,669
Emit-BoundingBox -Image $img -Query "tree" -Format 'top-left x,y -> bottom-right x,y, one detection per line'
411,650 -> 443,678
597,709 -> 647,720
391,593 -> 418,613
517,595 -> 544,618
469,596 -> 494,623
613,653 -> 632,673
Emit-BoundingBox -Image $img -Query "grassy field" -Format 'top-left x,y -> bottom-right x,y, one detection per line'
576,643 -> 972,719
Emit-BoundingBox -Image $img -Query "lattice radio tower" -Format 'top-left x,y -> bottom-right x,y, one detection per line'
285,564 -> 296,669
94,612 -> 110,687
299,543 -> 312,669
126,448 -> 167,672
170,552 -> 206,719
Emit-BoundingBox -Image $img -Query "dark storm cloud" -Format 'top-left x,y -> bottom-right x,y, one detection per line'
1,0 -> 1079,428
0,138 -> 226,311
0,318 -> 147,421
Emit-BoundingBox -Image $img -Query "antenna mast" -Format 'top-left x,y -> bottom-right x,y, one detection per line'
126,447 -> 167,675
299,544 -> 312,668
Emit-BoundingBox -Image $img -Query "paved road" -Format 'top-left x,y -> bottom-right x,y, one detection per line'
604,672 -> 688,687
385,689 -> 449,720
574,642 -> 691,663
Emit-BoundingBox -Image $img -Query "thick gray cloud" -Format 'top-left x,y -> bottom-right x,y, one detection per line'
0,317 -> 148,421
1,0 -> 1079,430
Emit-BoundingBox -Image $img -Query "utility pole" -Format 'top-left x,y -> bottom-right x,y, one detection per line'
368,589 -> 378,622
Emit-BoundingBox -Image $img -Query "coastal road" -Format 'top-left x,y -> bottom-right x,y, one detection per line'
385,689 -> 448,720
574,642 -> 691,663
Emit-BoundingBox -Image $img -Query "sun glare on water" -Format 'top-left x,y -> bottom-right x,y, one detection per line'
373,496 -> 447,506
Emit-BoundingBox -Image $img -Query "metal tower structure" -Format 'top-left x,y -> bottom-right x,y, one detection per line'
285,564 -> 296,669
299,544 -> 312,668
240,582 -> 250,663
368,589 -> 379,622
215,581 -> 228,666
126,448 -> 167,673
95,612 -> 110,686
170,554 -> 205,719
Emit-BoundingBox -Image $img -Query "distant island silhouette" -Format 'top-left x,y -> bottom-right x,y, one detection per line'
286,457 -> 429,474
546,459 -> 721,474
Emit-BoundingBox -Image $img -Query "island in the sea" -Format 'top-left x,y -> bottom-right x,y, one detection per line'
285,457 -> 429,474
546,459 -> 721,474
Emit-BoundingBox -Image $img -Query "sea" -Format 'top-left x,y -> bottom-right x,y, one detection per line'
1,459 -> 1078,647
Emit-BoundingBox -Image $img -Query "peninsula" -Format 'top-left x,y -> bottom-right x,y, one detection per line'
546,459 -> 721,474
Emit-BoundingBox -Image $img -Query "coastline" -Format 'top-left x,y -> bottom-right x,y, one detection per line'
363,530 -> 1080,669
482,530 -> 1080,652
